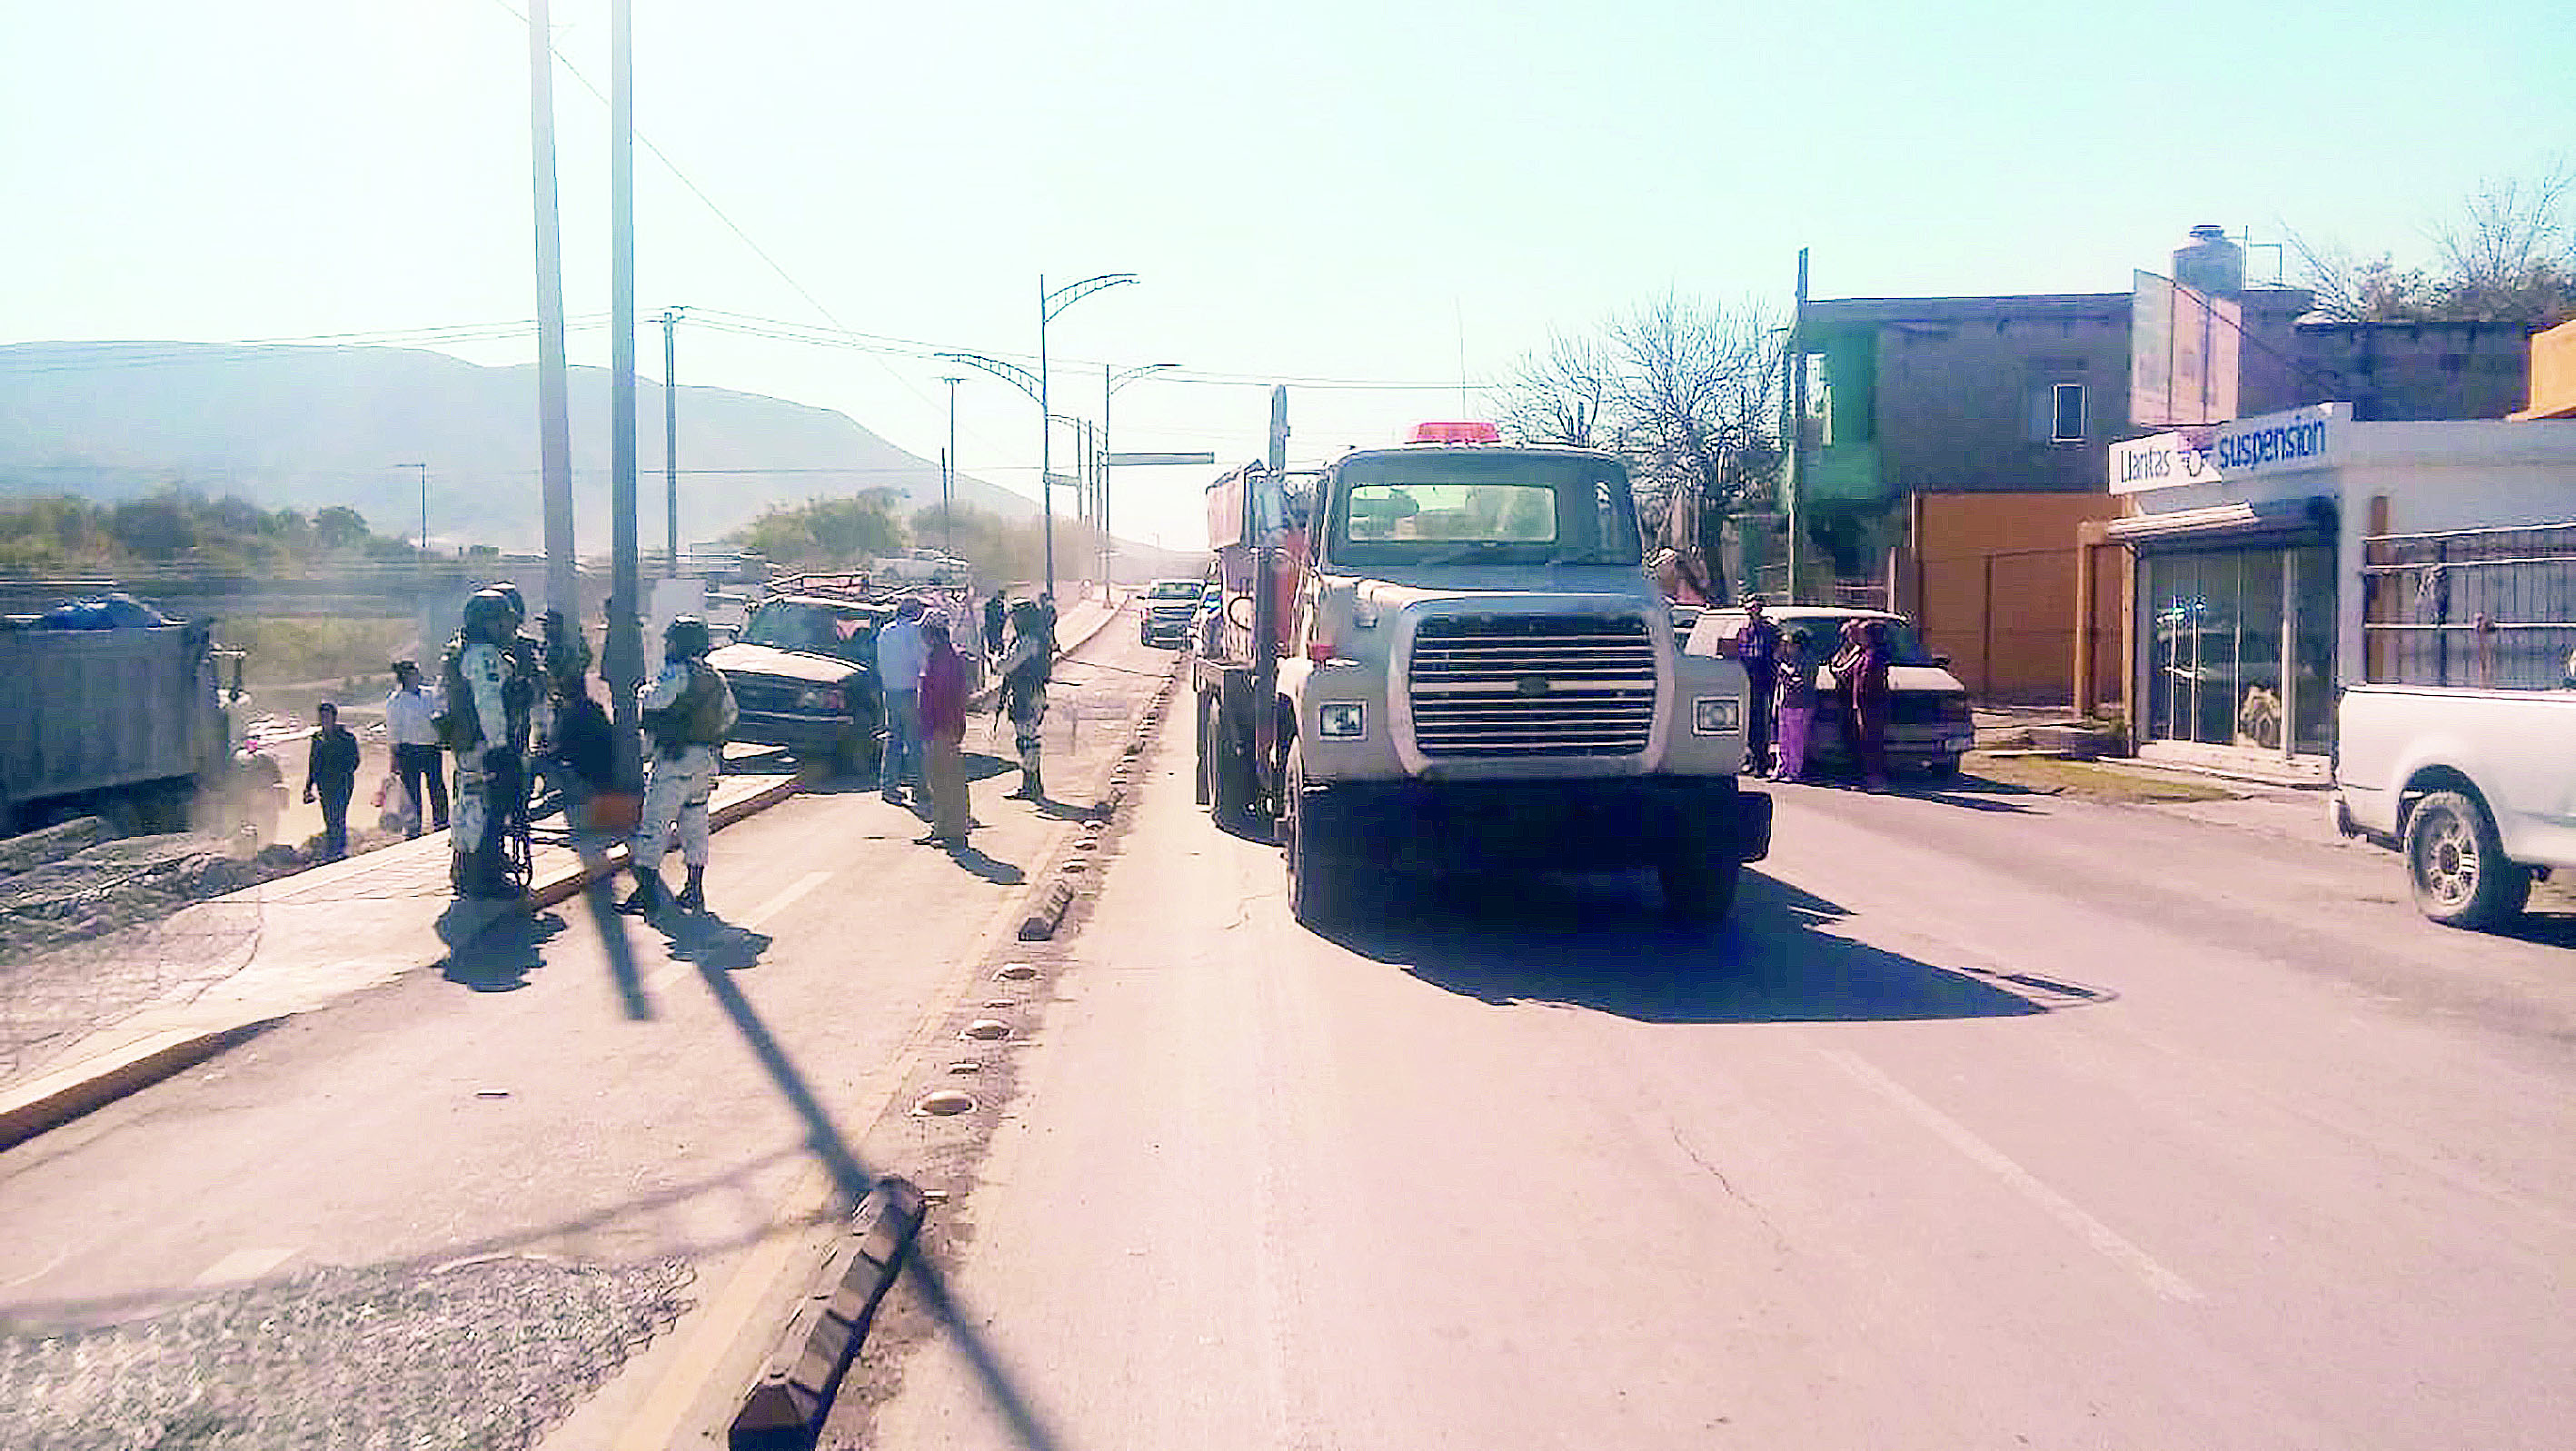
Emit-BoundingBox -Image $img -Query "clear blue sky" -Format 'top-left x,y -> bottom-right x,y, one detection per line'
5,0 -> 2570,550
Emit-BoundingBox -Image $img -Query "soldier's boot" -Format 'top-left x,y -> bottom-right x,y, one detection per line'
615,869 -> 665,915
1008,764 -> 1042,800
675,867 -> 706,914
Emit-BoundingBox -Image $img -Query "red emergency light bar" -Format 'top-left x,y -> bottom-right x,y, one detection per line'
1408,420 -> 1503,444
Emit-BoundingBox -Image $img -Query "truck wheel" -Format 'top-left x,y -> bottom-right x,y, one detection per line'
2406,789 -> 2530,929
1283,742 -> 1349,928
1194,694 -> 1215,807
1659,851 -> 1740,926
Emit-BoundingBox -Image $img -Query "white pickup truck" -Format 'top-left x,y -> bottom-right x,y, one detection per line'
2334,675 -> 2576,928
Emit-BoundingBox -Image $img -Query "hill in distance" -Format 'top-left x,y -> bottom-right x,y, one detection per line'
0,340 -> 1041,555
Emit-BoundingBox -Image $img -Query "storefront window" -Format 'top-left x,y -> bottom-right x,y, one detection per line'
2143,544 -> 2323,756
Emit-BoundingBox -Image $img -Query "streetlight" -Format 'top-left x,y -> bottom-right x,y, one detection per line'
1038,273 -> 1136,598
1101,362 -> 1179,592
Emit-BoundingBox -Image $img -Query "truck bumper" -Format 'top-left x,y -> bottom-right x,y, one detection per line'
1304,777 -> 1770,872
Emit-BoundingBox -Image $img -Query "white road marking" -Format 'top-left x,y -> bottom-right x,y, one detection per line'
1821,1047 -> 2205,1304
743,870 -> 834,929
194,1247 -> 295,1286
643,870 -> 833,991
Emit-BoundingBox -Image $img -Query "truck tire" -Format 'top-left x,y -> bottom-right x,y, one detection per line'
1282,741 -> 1350,928
2405,789 -> 2530,929
1658,850 -> 1740,926
1194,694 -> 1214,806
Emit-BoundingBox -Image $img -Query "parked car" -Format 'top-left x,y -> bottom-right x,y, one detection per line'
1139,577 -> 1204,648
706,592 -> 890,776
1684,605 -> 1975,776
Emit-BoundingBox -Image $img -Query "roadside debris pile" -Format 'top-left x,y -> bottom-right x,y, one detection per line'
0,818 -> 305,963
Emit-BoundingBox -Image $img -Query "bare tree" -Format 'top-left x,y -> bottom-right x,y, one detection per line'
1493,293 -> 1785,585
2290,164 -> 2576,326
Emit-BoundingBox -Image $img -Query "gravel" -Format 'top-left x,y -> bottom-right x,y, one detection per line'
0,1255 -> 695,1451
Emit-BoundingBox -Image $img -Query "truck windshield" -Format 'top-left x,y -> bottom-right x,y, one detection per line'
741,601 -> 880,664
1326,452 -> 1638,568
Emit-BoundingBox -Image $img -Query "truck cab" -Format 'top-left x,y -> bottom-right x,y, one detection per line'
1200,420 -> 1770,925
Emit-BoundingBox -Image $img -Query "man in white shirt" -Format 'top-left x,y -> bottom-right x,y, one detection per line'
384,659 -> 448,836
872,597 -> 929,805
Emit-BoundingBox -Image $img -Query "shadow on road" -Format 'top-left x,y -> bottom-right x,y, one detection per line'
940,841 -> 1026,885
434,904 -> 569,993
1327,870 -> 2046,1024
651,908 -> 773,971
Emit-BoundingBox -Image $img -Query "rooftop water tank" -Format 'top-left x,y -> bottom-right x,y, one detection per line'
2173,224 -> 2244,296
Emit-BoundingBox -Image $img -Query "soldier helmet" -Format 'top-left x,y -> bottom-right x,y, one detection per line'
663,615 -> 713,660
462,588 -> 517,641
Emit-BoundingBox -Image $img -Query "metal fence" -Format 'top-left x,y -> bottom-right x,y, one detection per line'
2361,521 -> 2576,689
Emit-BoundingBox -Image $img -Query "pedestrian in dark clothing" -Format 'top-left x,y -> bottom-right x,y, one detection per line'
1036,593 -> 1059,652
983,593 -> 1009,665
1732,595 -> 1783,775
1849,620 -> 1895,791
303,702 -> 361,860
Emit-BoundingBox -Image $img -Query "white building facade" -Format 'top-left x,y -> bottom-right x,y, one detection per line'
2105,403 -> 2576,771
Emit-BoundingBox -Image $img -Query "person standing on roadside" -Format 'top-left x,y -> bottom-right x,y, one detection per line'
384,660 -> 448,836
617,616 -> 735,916
1036,592 -> 1059,653
998,599 -> 1053,801
983,591 -> 1008,666
914,616 -> 972,849
303,701 -> 360,860
1772,627 -> 1818,783
1732,595 -> 1783,776
874,597 -> 928,805
1849,619 -> 1895,791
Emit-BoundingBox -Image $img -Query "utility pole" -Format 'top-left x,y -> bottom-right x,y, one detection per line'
659,305 -> 687,578
528,0 -> 577,634
606,0 -> 643,787
1785,246 -> 1809,606
940,374 -> 961,557
1100,362 -> 1178,595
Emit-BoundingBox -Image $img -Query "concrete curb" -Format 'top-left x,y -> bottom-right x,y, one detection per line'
726,1176 -> 927,1447
1009,663 -> 1175,944
0,1019 -> 282,1152
526,771 -> 808,912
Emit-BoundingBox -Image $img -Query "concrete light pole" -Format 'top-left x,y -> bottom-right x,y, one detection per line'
658,305 -> 688,578
940,374 -> 962,556
606,0 -> 643,786
388,462 -> 430,565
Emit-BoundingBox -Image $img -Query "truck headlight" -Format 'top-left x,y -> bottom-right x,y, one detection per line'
1318,701 -> 1366,740
1692,697 -> 1742,736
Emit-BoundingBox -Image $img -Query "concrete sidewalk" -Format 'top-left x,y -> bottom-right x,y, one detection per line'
0,591 -> 1127,1152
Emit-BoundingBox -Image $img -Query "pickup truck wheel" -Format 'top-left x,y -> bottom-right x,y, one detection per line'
1659,851 -> 1740,926
2406,789 -> 2530,929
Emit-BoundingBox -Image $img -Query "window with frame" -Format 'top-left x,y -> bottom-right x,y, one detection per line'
2051,382 -> 2087,442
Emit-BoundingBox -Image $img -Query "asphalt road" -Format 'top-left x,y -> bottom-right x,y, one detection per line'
0,618 -> 1177,1451
851,740 -> 2576,1448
